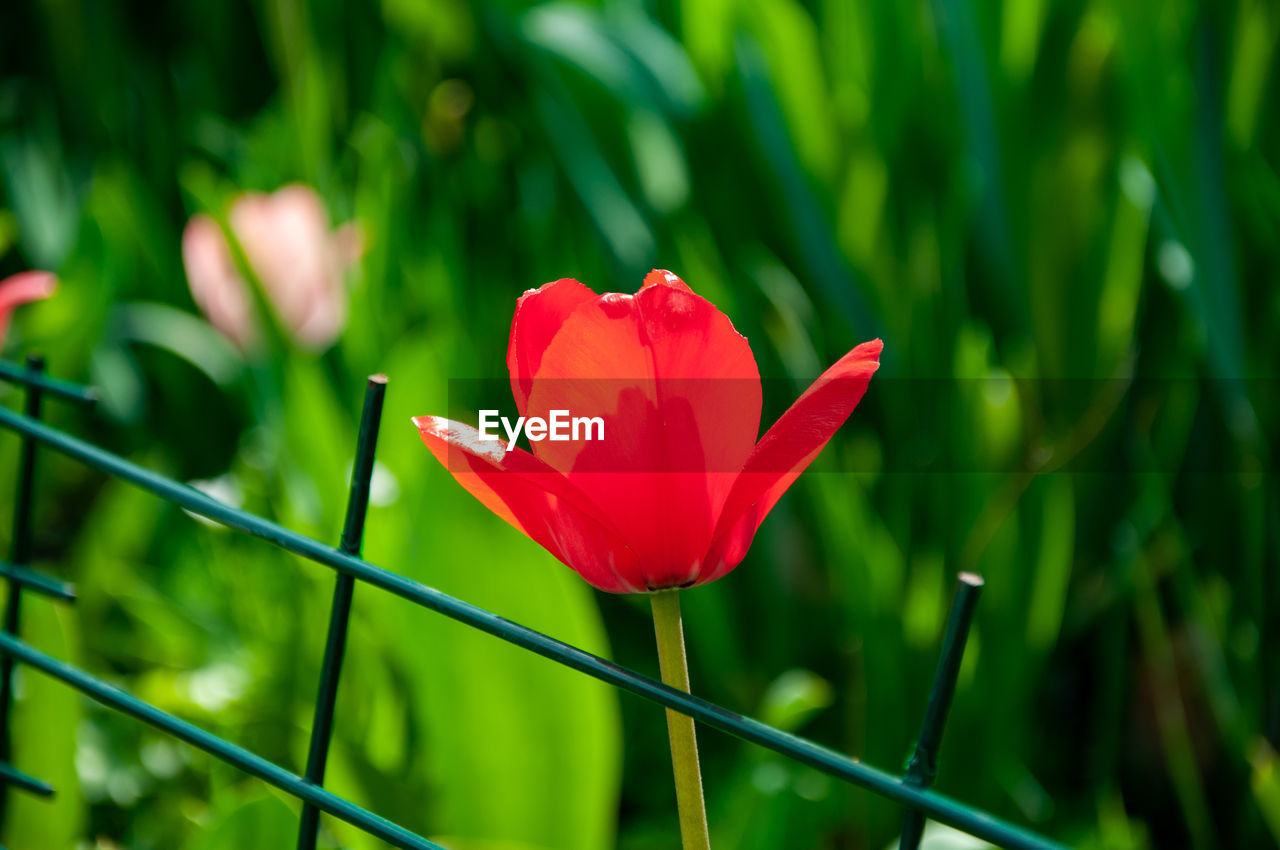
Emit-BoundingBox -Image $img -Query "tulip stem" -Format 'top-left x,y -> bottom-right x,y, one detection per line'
650,589 -> 711,850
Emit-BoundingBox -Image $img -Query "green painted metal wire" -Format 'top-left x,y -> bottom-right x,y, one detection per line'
0,632 -> 442,850
0,361 -> 96,408
0,562 -> 75,603
0,762 -> 53,799
0,356 -> 48,829
0,398 -> 1067,850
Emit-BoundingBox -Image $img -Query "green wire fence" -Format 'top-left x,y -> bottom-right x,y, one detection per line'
0,356 -> 1066,850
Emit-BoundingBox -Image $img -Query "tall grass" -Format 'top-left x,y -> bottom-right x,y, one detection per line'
1,0 -> 1277,847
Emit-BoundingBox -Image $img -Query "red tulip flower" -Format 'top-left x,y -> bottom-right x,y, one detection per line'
0,271 -> 57,347
413,269 -> 879,847
412,270 -> 882,593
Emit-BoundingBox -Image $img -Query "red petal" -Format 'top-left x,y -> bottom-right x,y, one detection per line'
699,339 -> 883,583
641,268 -> 692,292
521,277 -> 761,587
0,271 -> 57,344
412,415 -> 643,592
0,271 -> 57,310
506,278 -> 598,414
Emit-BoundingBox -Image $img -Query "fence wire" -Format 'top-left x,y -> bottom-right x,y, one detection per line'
0,359 -> 1065,850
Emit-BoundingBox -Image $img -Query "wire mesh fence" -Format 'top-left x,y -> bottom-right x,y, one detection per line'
0,357 -> 1064,850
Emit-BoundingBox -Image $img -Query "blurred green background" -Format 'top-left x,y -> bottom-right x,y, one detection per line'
1,0 -> 1278,848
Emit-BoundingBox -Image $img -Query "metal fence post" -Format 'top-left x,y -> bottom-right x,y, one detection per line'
899,572 -> 985,849
297,375 -> 388,849
0,355 -> 51,830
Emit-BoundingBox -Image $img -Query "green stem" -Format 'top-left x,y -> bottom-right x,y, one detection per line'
650,589 -> 711,850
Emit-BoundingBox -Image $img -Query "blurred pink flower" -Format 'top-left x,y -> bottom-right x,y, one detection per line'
182,185 -> 363,350
182,216 -> 258,349
0,271 -> 57,346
